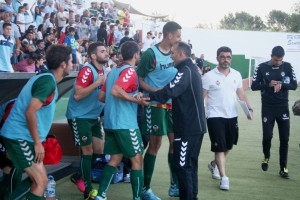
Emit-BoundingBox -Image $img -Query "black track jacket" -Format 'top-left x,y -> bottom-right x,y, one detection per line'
251,61 -> 297,106
149,58 -> 206,136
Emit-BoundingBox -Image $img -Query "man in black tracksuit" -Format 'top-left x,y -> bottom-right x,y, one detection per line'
251,46 -> 297,178
149,41 -> 206,200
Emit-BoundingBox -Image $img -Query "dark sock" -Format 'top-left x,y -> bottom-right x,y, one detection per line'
143,153 -> 156,190
81,155 -> 93,193
130,169 -> 143,199
98,164 -> 116,198
168,153 -> 178,187
10,167 -> 23,194
7,177 -> 32,200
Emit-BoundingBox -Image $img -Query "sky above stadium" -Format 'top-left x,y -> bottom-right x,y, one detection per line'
123,0 -> 298,28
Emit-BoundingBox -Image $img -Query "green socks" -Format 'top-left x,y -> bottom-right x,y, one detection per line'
168,153 -> 179,186
81,155 -> 92,193
7,177 -> 32,200
130,169 -> 143,199
143,153 -> 156,190
98,164 -> 116,198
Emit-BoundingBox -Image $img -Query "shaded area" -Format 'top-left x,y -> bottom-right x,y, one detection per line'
0,72 -> 77,105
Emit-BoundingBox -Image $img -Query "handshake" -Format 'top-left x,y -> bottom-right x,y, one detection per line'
132,92 -> 150,106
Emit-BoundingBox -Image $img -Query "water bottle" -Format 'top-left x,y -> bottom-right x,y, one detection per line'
45,175 -> 56,200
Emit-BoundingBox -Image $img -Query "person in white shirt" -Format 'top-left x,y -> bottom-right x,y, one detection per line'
57,6 -> 68,38
44,0 -> 57,14
141,31 -> 154,53
202,46 -> 252,191
16,5 -> 26,34
23,3 -> 34,30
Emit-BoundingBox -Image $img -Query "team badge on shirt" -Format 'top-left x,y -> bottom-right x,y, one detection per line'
216,80 -> 220,86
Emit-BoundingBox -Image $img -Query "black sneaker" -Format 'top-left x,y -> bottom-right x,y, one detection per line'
279,168 -> 289,179
261,158 -> 269,171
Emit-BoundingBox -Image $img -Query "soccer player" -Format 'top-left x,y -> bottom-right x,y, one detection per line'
251,46 -> 297,178
149,41 -> 206,200
95,41 -> 149,200
137,21 -> 182,199
66,42 -> 109,199
0,45 -> 72,200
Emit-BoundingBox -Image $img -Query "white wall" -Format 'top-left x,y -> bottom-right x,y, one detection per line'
181,28 -> 300,81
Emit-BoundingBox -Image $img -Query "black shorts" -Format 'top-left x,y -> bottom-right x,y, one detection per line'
207,117 -> 238,152
72,53 -> 77,64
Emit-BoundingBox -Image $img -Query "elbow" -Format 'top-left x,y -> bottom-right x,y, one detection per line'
73,94 -> 81,101
111,87 -> 118,97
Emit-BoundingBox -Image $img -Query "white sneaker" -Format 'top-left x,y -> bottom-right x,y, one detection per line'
208,162 -> 221,180
123,173 -> 130,183
142,188 -> 161,200
220,176 -> 229,190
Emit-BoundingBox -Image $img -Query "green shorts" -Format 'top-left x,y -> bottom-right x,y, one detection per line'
104,129 -> 144,158
68,118 -> 103,147
141,106 -> 173,136
2,137 -> 35,171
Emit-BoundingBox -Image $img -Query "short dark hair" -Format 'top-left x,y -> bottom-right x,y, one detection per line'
68,27 -> 75,33
37,24 -> 43,32
124,30 -> 129,35
29,53 -> 38,61
120,41 -> 139,61
176,41 -> 191,57
217,46 -> 232,57
46,45 -> 72,70
87,42 -> 105,58
2,22 -> 11,29
36,54 -> 44,61
271,46 -> 285,57
36,39 -> 44,45
162,21 -> 181,38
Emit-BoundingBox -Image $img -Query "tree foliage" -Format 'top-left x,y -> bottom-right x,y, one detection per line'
220,12 -> 266,31
267,10 -> 290,32
288,13 -> 300,32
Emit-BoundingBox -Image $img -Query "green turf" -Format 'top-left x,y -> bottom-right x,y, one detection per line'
55,89 -> 300,200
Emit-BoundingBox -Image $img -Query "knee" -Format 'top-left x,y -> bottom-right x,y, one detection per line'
263,135 -> 273,141
130,154 -> 143,170
280,137 -> 289,145
81,145 -> 93,155
32,172 -> 48,190
148,141 -> 162,153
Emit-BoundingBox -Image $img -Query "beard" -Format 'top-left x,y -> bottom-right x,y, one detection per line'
96,57 -> 109,65
219,63 -> 230,69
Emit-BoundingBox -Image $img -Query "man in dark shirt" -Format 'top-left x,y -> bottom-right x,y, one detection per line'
196,53 -> 205,70
251,46 -> 297,178
149,41 -> 206,200
119,30 -> 131,47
